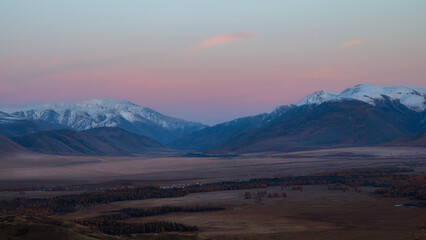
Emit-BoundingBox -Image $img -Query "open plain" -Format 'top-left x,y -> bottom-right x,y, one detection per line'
1,147 -> 426,239
1,147 -> 425,187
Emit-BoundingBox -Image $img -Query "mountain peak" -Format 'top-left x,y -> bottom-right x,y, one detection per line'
338,84 -> 426,111
296,90 -> 338,106
1,99 -> 206,144
8,98 -> 140,113
296,84 -> 426,112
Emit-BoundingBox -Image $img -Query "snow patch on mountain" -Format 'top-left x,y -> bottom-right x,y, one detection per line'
0,111 -> 22,123
297,84 -> 426,112
296,91 -> 339,106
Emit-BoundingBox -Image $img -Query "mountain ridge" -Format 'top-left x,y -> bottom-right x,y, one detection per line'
12,127 -> 164,156
2,99 -> 207,144
0,134 -> 28,155
171,84 -> 426,152
287,84 -> 426,111
216,98 -> 424,153
2,83 -> 425,154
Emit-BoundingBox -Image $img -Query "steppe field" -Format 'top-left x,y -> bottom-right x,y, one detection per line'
1,147 -> 426,240
1,147 -> 425,186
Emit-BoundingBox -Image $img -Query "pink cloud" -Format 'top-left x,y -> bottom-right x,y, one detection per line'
336,38 -> 375,49
190,32 -> 256,51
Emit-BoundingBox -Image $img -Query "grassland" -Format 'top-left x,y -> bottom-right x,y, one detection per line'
1,147 -> 425,239
0,146 -> 425,187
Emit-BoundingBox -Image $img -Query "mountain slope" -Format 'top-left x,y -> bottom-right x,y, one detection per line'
171,114 -> 268,151
170,105 -> 294,151
2,99 -> 206,144
12,127 -> 164,156
295,84 -> 426,111
296,90 -> 338,106
218,99 -> 423,152
0,111 -> 70,137
0,134 -> 28,155
171,84 -> 426,153
386,130 -> 426,147
3,84 -> 425,153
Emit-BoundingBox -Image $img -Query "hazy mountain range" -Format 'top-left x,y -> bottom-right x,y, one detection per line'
1,84 -> 425,155
1,99 -> 206,144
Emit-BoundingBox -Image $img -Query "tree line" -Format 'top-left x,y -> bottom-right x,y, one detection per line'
74,219 -> 198,235
74,205 -> 223,235
0,167 -> 424,217
89,205 -> 224,221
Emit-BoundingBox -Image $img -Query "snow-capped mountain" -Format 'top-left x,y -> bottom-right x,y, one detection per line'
1,83 -> 425,154
0,111 -> 21,123
172,84 -> 426,152
0,110 -> 69,138
1,99 -> 206,144
295,84 -> 426,112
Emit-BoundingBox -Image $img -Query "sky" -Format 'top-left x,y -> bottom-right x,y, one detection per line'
1,1 -> 426,125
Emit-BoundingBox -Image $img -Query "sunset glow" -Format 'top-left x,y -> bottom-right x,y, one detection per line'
1,1 -> 426,124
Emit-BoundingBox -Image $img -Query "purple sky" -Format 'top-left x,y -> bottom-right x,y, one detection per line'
1,1 -> 426,124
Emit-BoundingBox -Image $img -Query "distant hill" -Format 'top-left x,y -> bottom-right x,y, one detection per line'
12,127 -> 164,156
0,134 -> 28,155
170,105 -> 293,151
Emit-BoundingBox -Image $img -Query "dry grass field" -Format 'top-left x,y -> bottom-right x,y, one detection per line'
1,147 -> 426,239
4,185 -> 424,240
54,185 -> 426,240
1,147 -> 425,187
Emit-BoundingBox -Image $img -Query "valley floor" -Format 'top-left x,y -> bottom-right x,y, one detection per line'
1,185 -> 425,240
1,147 -> 426,239
0,146 -> 425,187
